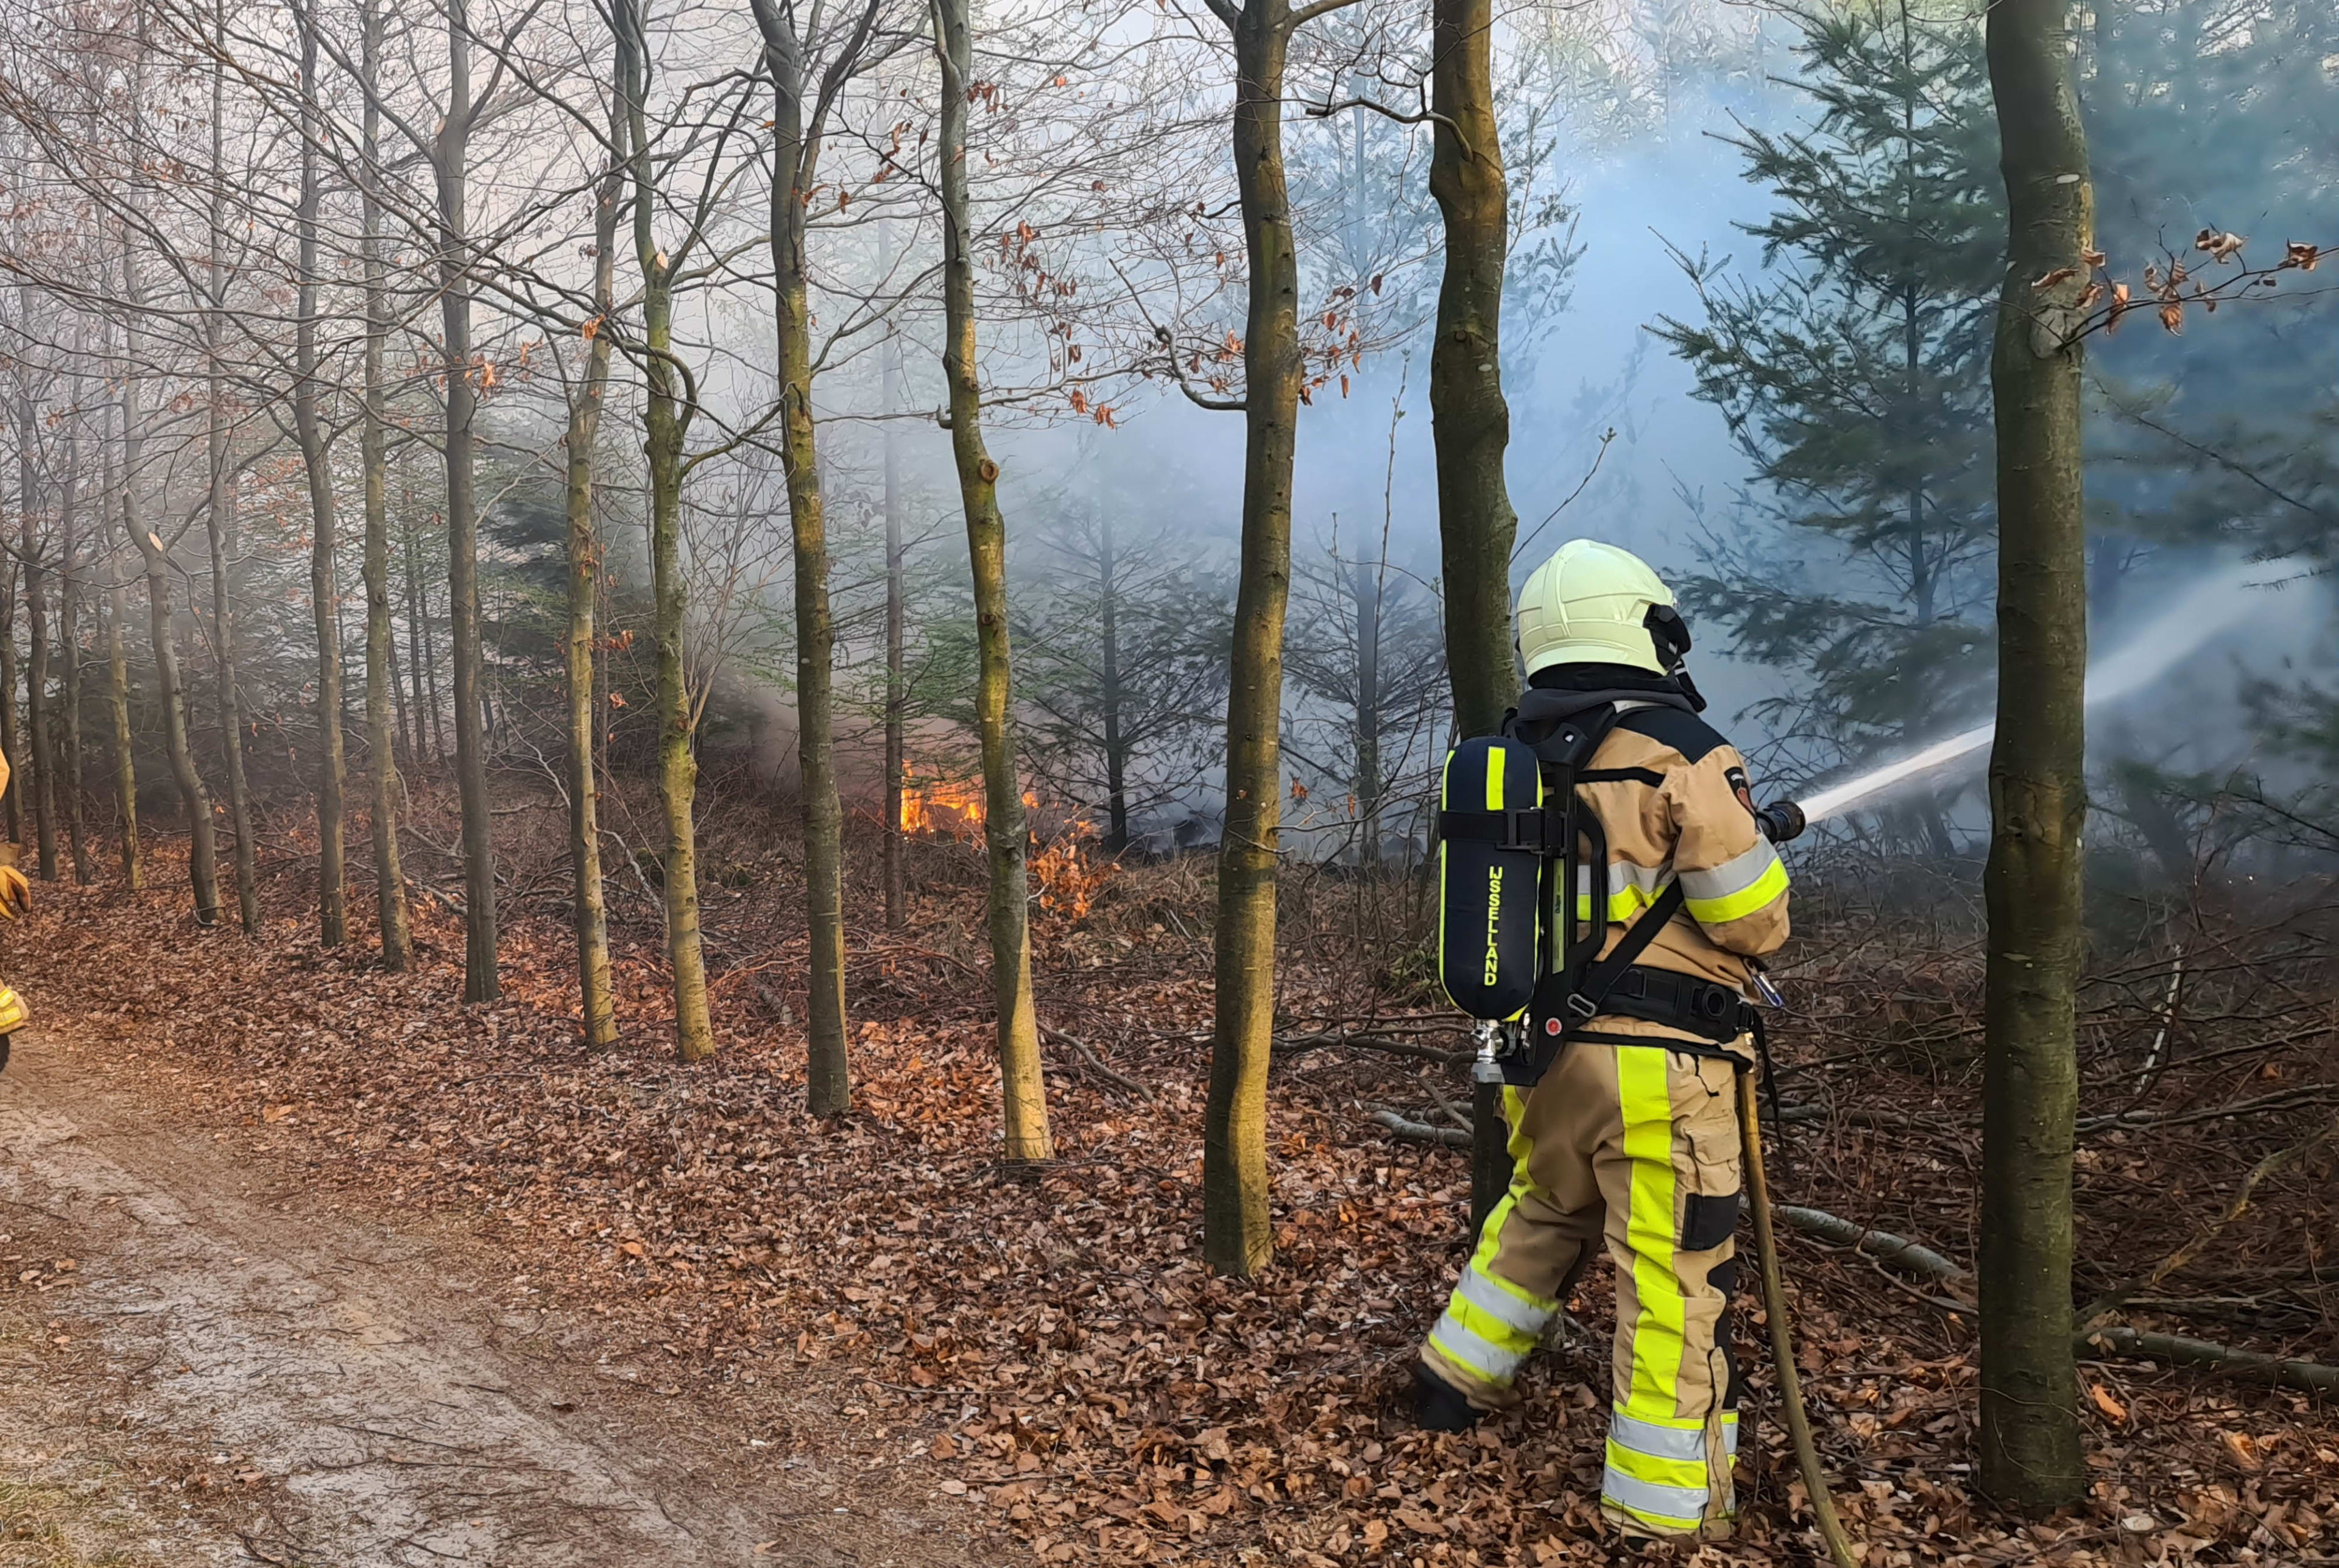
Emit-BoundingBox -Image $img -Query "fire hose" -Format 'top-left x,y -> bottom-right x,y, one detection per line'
1742,798 -> 1860,1567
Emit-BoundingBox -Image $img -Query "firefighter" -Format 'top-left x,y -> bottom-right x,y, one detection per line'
1416,539 -> 1790,1542
0,746 -> 34,1061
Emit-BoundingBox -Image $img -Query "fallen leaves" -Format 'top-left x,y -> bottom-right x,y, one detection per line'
18,832 -> 2339,1567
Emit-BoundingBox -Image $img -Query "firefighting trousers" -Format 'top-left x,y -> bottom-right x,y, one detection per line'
1418,1036 -> 1745,1538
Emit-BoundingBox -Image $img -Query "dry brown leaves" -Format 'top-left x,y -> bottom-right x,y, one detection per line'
12,838 -> 2338,1567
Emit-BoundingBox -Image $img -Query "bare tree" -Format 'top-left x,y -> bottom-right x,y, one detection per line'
933,0 -> 1051,1160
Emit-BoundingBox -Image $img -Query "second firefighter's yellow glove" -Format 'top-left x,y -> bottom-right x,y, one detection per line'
0,860 -> 28,919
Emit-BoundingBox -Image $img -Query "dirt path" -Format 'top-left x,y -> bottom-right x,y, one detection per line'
0,1030 -> 981,1568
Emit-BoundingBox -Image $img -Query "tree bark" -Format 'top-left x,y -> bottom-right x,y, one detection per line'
407,527 -> 442,763
749,0 -> 854,1115
19,381 -> 55,881
880,231 -> 906,931
0,557 -> 19,849
1098,507 -> 1128,852
1352,560 -> 1380,866
936,0 -> 1053,1162
1207,0 -> 1306,1278
436,0 -> 498,1000
1427,0 -> 1519,741
1980,0 -> 2092,1511
57,380 -> 92,886
295,4 -> 347,948
615,0 -> 714,1063
121,253 -> 217,922
104,571 -> 138,889
562,86 -> 622,1051
359,0 -> 410,967
205,15 -> 259,933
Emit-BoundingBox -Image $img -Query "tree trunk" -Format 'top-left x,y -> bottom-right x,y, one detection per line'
937,0 -> 1053,1162
104,571 -> 138,889
205,26 -> 260,933
880,236 -> 906,931
1427,0 -> 1518,741
616,9 -> 714,1064
749,0 -> 850,1114
20,387 -> 55,881
1353,560 -> 1380,866
122,256 -> 217,923
562,91 -> 621,1051
407,527 -> 442,764
57,394 -> 92,886
437,0 -> 498,1000
1,561 -> 19,849
1980,0 -> 2092,1511
127,507 -> 219,924
359,0 -> 410,968
1207,0 -> 1303,1278
1098,509 -> 1128,852
295,8 -> 347,948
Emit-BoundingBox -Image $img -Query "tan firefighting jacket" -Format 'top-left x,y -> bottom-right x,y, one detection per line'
1559,701 -> 1790,1053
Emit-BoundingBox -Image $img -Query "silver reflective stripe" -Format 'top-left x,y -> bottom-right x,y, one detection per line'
1456,1267 -> 1554,1336
1573,861 -> 1673,899
1678,836 -> 1781,901
1601,1466 -> 1709,1527
1428,1312 -> 1528,1383
1609,1408 -> 1740,1461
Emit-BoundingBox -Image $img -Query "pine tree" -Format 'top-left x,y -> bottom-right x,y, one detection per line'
1653,5 -> 2003,805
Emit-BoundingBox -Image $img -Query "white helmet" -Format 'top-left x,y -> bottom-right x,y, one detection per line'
1514,539 -> 1685,678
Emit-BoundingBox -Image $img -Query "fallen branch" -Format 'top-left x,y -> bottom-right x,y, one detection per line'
1772,1204 -> 2339,1393
1423,1073 -> 1473,1134
2076,1326 -> 2339,1393
1772,1204 -> 1974,1288
1275,1031 -> 1470,1067
1039,1025 -> 1154,1100
1369,1109 -> 1470,1147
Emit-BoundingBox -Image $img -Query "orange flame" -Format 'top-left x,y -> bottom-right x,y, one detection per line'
900,764 -> 1036,838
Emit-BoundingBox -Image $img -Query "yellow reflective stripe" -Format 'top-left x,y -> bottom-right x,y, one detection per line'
1485,748 -> 1503,812
1575,885 -> 1663,924
1619,1046 -> 1688,1419
1682,857 -> 1789,925
1470,1195 -> 1558,1315
1445,1292 -> 1539,1358
1502,1084 -> 1531,1168
1604,1435 -> 1707,1492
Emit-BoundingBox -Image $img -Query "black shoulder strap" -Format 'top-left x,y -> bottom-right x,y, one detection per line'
1561,881 -> 1686,1028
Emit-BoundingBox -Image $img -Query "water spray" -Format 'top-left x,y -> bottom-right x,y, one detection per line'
1752,563 -> 2280,843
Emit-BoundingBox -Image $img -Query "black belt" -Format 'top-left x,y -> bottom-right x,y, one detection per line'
1596,964 -> 1757,1042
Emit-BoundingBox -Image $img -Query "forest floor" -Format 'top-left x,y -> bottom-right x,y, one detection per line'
2,803 -> 2335,1567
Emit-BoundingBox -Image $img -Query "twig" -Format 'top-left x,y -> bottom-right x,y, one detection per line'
2082,1109 -> 2339,1325
1038,1025 -> 1153,1100
1273,1031 -> 1470,1067
2080,1084 -> 2339,1133
1423,1073 -> 1472,1134
2135,941 -> 2186,1092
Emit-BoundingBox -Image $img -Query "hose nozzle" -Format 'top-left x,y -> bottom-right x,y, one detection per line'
1755,799 -> 1807,844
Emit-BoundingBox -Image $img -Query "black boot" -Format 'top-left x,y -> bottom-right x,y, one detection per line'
1413,1362 -> 1484,1432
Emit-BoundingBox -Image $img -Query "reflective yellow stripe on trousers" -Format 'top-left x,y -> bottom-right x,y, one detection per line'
1601,1045 -> 1720,1533
1427,1086 -> 1556,1389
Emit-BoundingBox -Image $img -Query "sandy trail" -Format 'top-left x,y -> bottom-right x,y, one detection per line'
0,1031 -> 968,1568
